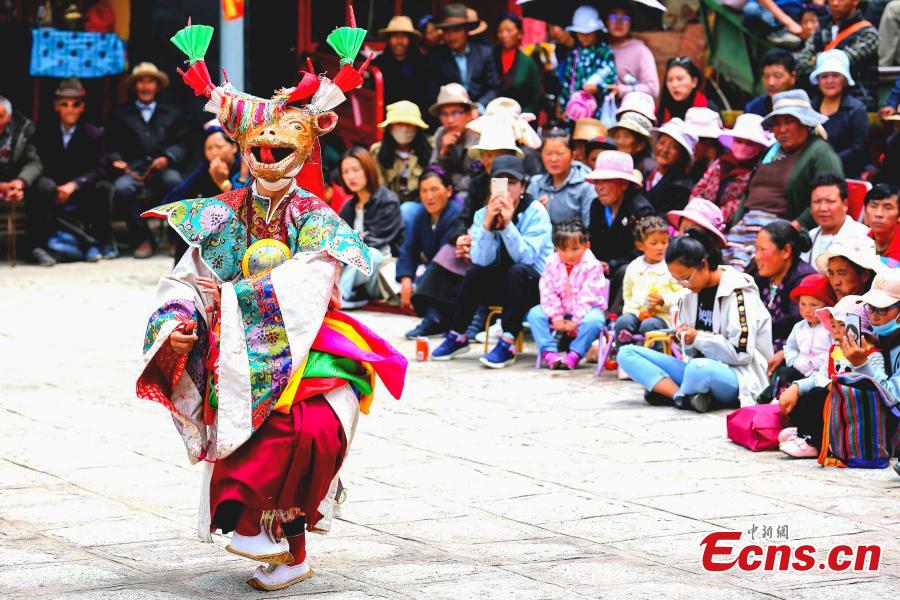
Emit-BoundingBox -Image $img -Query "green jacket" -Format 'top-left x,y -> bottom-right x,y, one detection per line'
734,136 -> 843,230
495,48 -> 543,115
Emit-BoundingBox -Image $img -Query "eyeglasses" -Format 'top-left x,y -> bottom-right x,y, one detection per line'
57,100 -> 83,108
608,14 -> 631,24
865,302 -> 900,317
675,267 -> 698,287
439,109 -> 466,120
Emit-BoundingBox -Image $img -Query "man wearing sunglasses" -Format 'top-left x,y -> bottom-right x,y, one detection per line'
35,78 -> 115,261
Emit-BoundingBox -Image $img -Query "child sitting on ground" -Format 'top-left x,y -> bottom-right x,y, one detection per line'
777,295 -> 885,458
758,274 -> 834,402
527,219 -> 609,370
613,216 -> 682,375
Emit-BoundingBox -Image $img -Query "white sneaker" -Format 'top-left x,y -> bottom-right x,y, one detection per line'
246,561 -> 313,591
226,531 -> 292,564
617,366 -> 631,380
475,320 -> 503,344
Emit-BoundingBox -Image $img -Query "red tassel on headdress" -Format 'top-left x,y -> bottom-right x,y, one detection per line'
177,61 -> 214,97
295,140 -> 325,199
286,71 -> 321,104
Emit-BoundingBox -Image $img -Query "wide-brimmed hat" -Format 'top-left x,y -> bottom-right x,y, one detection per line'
789,273 -> 837,306
652,117 -> 698,156
466,8 -> 488,36
585,150 -> 643,185
859,269 -> 900,308
666,197 -> 727,246
616,91 -> 657,124
718,113 -> 771,148
572,118 -> 607,142
434,3 -> 479,29
428,83 -> 477,116
468,97 -> 542,149
816,294 -> 872,335
491,155 -> 526,181
809,49 -> 855,86
55,77 -> 86,98
125,62 -> 169,89
609,112 -> 653,141
815,232 -> 885,276
379,100 -> 428,129
378,15 -> 422,38
762,89 -> 827,129
684,107 -> 724,140
567,5 -> 607,34
468,119 -> 524,159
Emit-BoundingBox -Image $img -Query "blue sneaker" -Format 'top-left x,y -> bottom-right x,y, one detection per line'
479,336 -> 516,369
100,244 -> 119,259
431,331 -> 470,361
84,246 -> 102,262
47,235 -> 84,262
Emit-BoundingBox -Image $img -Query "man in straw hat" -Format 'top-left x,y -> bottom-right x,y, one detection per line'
373,15 -> 428,112
428,83 -> 480,191
425,3 -> 500,109
105,61 -> 187,258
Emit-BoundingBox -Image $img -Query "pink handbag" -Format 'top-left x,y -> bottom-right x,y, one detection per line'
565,90 -> 598,121
726,404 -> 787,451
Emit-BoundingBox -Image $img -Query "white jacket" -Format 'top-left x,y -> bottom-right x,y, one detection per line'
675,267 -> 773,406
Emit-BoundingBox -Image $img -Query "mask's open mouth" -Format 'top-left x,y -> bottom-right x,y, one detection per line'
250,145 -> 294,164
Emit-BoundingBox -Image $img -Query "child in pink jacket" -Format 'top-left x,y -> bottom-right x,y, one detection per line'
527,219 -> 609,370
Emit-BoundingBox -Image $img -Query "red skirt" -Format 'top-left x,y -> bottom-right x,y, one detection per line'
209,395 -> 347,534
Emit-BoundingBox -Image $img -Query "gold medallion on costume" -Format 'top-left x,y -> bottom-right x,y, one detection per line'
241,239 -> 292,277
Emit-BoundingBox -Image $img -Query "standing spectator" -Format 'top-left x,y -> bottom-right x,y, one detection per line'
105,62 -> 186,258
374,16 -> 429,114
371,101 -> 432,213
0,95 -> 56,265
864,183 -> 900,266
336,147 -> 404,308
800,173 -> 870,265
493,13 -> 542,115
795,0 -> 879,110
810,50 -> 869,177
692,114 -> 769,225
557,5 -> 617,122
609,112 -> 657,179
645,118 -> 696,215
35,78 -> 115,262
605,2 -> 659,100
425,3 -> 501,109
656,57 -> 709,124
428,84 -> 479,192
527,128 -> 595,226
744,50 -> 798,117
684,107 -> 725,184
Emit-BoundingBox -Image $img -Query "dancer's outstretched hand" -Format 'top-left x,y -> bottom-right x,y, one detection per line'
170,320 -> 198,355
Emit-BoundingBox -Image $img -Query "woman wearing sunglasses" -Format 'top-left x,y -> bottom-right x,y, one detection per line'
617,228 -> 774,412
605,3 -> 659,101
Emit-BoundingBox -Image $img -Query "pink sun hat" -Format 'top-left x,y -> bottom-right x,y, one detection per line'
718,113 -> 772,149
666,197 -> 727,246
815,294 -> 872,335
585,150 -> 643,185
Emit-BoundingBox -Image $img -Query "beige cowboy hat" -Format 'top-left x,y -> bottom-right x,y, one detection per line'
378,15 -> 422,38
466,8 -> 488,36
428,83 -> 477,116
125,62 -> 170,89
572,118 -> 607,142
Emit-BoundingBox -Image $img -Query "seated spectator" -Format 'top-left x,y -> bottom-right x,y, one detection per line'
810,50 -> 869,177
585,135 -> 618,169
527,128 -> 595,226
0,95 -> 56,265
727,90 -> 843,269
605,2 -> 660,100
371,100 -> 432,211
429,84 -> 480,192
692,114 -> 769,225
464,115 -> 527,231
617,90 -> 657,123
466,97 -> 543,175
878,107 -> 900,187
656,57 -> 709,124
527,219 -> 609,370
863,183 -> 900,266
667,197 -> 729,247
611,93 -> 657,177
878,0 -> 900,66
431,155 -> 553,367
799,3 -> 824,41
795,0 -> 879,110
398,168 -> 464,335
34,78 -> 115,262
571,118 -> 606,166
856,269 -> 900,408
494,13 -> 542,114
742,0 -> 804,47
336,147 -> 404,308
618,229 -> 773,411
814,233 -> 883,298
753,220 -> 816,376
418,14 -> 443,51
426,3 -> 501,109
800,173 -> 870,264
558,5 -> 617,122
586,150 -> 654,289
684,107 -> 724,184
645,118 -> 696,214
106,62 -> 186,259
374,16 -> 429,114
744,49 -> 798,117
163,121 -> 245,264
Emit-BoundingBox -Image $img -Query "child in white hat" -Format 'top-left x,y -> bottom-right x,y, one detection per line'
558,5 -> 617,121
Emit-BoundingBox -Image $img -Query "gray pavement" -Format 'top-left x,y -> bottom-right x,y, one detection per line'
0,256 -> 899,599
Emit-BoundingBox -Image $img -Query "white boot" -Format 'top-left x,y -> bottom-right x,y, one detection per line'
226,531 -> 292,564
246,561 -> 313,591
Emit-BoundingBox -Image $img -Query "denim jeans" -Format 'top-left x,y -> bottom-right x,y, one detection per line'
527,305 -> 606,357
742,0 -> 778,29
617,345 -> 740,407
339,247 -> 385,300
399,201 -> 425,248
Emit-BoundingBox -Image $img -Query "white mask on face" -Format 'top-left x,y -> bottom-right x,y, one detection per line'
391,125 -> 416,145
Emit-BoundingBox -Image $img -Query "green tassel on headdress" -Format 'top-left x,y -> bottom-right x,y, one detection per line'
170,18 -> 214,64
326,26 -> 366,66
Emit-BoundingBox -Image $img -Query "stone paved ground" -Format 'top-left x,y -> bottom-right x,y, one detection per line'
1,257 -> 899,599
